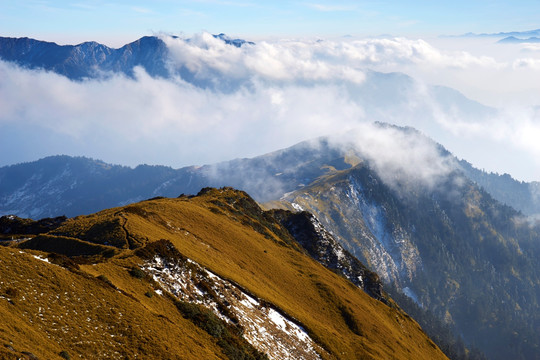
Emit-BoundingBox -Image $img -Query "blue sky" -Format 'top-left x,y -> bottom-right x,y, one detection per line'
2,0 -> 540,46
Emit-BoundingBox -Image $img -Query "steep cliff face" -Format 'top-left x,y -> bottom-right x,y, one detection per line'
283,165 -> 423,286
270,209 -> 386,302
282,163 -> 540,360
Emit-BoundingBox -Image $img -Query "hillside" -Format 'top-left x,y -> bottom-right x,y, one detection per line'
0,188 -> 447,360
458,159 -> 540,216
280,161 -> 540,360
2,125 -> 540,359
0,140 -> 349,218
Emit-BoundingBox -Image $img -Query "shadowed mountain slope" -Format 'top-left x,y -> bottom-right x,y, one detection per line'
280,161 -> 540,360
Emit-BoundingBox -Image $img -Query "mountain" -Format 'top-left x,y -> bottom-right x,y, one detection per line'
212,33 -> 255,47
2,124 -> 540,359
0,36 -> 170,79
281,165 -> 540,360
0,188 -> 447,360
0,34 -> 253,81
497,36 -> 540,44
459,159 -> 540,216
277,147 -> 540,359
455,29 -> 540,38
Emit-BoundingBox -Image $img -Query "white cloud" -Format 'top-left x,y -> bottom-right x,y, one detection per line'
329,123 -> 459,192
513,58 -> 540,70
0,59 -> 363,168
163,34 -> 506,83
305,3 -> 357,12
2,32 -> 540,183
312,37 -> 501,69
163,33 -> 368,84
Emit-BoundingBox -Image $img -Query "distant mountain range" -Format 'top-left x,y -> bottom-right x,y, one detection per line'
2,128 -> 539,219
455,28 -> 540,38
497,36 -> 540,44
0,35 -> 170,79
2,125 -> 540,359
0,33 -> 253,80
0,34 -> 500,173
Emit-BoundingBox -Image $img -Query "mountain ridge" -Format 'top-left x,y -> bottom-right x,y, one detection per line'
453,28 -> 540,38
2,125 -> 539,359
0,187 -> 448,359
0,34 -> 253,80
279,158 -> 540,360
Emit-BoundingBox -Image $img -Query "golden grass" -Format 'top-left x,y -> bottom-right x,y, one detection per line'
0,246 -> 226,359
5,188 -> 448,359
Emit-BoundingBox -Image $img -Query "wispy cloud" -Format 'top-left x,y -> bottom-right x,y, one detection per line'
513,58 -> 540,70
329,123 -> 460,192
187,0 -> 255,7
131,6 -> 153,14
305,3 -> 357,12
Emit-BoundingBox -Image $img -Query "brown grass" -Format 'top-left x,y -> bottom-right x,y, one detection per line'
3,188 -> 448,359
0,246 -> 226,359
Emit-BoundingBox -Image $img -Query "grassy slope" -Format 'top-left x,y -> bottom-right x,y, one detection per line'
0,246 -> 226,359
2,188 -> 447,360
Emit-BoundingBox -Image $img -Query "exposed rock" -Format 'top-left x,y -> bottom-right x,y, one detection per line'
271,209 -> 386,303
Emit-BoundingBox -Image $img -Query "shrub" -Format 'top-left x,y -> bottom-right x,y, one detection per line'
174,300 -> 267,360
129,267 -> 146,279
5,287 -> 18,298
96,275 -> 115,288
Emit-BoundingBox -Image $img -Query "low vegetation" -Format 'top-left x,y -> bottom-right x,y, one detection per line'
1,187 -> 448,359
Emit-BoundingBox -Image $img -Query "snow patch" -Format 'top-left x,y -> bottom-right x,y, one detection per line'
143,255 -> 321,360
32,255 -> 50,263
291,202 -> 304,212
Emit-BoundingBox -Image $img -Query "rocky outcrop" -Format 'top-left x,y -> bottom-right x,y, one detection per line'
271,209 -> 386,303
0,215 -> 67,236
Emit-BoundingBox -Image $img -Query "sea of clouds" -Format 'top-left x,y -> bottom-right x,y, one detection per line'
1,32 -> 539,182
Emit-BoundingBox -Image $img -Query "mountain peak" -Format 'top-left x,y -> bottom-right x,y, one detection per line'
212,33 -> 255,47
1,190 -> 448,359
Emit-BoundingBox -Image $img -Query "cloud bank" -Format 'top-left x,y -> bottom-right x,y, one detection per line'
329,123 -> 459,192
1,32 -> 540,182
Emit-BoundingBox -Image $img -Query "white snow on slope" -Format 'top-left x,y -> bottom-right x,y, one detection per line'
143,255 -> 322,360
